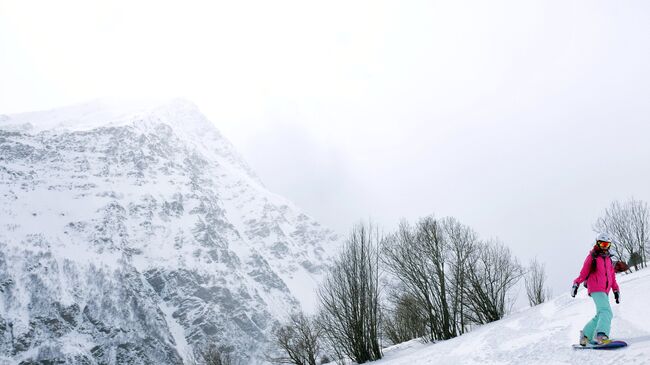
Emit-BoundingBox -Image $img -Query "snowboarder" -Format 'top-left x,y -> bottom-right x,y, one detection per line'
571,233 -> 620,346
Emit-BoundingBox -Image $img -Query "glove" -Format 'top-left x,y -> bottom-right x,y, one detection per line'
571,283 -> 579,297
614,290 -> 620,304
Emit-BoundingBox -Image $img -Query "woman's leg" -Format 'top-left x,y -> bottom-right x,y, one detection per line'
582,292 -> 613,340
582,298 -> 599,341
592,292 -> 613,337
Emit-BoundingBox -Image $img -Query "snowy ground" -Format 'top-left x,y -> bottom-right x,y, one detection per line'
377,268 -> 650,365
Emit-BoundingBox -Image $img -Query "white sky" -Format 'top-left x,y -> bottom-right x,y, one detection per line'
1,0 -> 649,296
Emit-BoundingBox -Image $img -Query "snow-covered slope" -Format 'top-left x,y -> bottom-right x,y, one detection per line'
377,268 -> 650,365
0,99 -> 340,364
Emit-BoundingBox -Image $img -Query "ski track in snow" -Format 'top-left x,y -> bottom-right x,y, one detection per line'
376,268 -> 650,365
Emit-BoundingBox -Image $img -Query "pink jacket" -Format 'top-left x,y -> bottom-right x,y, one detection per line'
574,250 -> 620,294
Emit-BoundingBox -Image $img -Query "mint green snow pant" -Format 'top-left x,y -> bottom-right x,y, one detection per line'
582,292 -> 612,340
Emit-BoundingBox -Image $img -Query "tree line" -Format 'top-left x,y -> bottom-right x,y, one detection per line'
192,198 -> 648,365
267,197 -> 649,365
268,214 -> 528,365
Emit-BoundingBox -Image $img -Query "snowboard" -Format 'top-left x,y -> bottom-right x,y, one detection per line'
572,340 -> 628,350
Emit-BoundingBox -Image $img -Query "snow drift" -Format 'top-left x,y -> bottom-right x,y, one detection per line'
375,267 -> 650,365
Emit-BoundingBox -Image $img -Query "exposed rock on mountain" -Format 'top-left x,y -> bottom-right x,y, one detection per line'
0,100 -> 339,364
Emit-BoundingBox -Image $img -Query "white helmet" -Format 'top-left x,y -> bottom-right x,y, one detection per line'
596,233 -> 613,243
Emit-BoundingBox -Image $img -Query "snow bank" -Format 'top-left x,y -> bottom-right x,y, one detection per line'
375,268 -> 650,365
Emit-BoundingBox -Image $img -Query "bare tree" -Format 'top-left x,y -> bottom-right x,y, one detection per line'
442,217 -> 477,336
415,217 -> 455,339
594,198 -> 649,270
463,240 -> 524,324
188,344 -> 237,365
268,312 -> 322,365
524,258 -> 551,306
381,290 -> 427,345
381,216 -> 476,341
318,222 -> 382,364
381,219 -> 443,342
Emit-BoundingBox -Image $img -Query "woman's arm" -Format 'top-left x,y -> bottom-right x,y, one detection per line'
574,253 -> 592,284
611,260 -> 620,292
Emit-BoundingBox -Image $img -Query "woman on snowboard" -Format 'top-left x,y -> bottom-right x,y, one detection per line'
571,233 -> 620,346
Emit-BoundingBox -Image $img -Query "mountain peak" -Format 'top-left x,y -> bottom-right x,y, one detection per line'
0,99 -> 340,364
1,97 -> 264,187
0,97 -> 199,133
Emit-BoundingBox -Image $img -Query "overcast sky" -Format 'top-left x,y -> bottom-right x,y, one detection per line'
1,0 -> 649,296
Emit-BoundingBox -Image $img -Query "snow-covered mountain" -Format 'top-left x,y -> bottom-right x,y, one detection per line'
0,99 -> 340,364
375,267 -> 650,365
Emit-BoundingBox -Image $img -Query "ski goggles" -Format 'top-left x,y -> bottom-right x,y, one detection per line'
597,240 -> 611,249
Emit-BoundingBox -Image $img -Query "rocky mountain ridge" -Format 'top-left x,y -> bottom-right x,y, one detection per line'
0,100 -> 340,364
